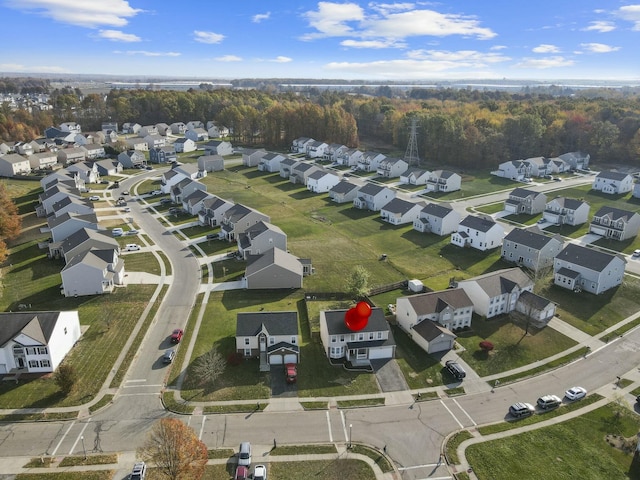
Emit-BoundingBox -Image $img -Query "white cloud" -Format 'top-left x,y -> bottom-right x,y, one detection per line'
490,45 -> 507,51
340,39 -> 405,48
514,56 -> 575,69
0,63 -> 70,73
252,12 -> 271,23
114,50 -> 181,57
4,0 -> 141,28
302,2 -> 496,43
580,42 -> 620,53
406,49 -> 510,64
583,21 -> 616,32
271,56 -> 292,63
215,55 -> 242,62
98,29 -> 141,42
532,44 -> 560,53
193,30 -> 225,44
616,5 -> 640,30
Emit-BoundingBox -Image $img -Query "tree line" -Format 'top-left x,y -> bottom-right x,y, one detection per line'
2,86 -> 640,168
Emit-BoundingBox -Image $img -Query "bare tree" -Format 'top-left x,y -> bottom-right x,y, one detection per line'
191,348 -> 225,389
138,418 -> 207,480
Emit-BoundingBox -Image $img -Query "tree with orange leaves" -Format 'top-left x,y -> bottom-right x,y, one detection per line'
0,182 -> 21,263
137,418 -> 208,480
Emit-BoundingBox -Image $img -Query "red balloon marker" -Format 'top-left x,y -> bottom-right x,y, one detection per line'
344,302 -> 372,332
355,301 -> 371,318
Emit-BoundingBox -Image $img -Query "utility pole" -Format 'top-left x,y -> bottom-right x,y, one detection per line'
404,116 -> 420,167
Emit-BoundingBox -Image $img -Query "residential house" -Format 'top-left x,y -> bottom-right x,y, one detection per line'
328,180 -> 360,204
235,312 -> 299,369
380,198 -> 425,226
501,227 -> 564,271
554,243 -> 625,294
0,311 -> 81,374
48,212 -> 98,242
323,143 -> 348,162
182,189 -> 211,215
149,146 -> 177,164
291,137 -> 315,154
306,140 -> 328,158
279,157 -> 299,178
138,125 -> 158,137
425,170 -> 462,193
169,122 -> 187,135
44,126 -> 69,139
377,157 -> 409,178
413,203 -> 460,236
244,247 -> 304,289
0,141 -> 16,154
238,221 -> 287,259
125,137 -> 148,151
198,195 -> 234,227
117,150 -> 146,169
37,184 -> 82,217
155,123 -> 170,136
219,203 -> 270,242
28,151 -> 58,170
592,171 -> 634,194
173,137 -> 196,153
101,122 -> 118,133
395,289 -> 473,353
15,141 -> 34,156
185,128 -> 209,142
171,178 -> 207,204
357,151 -> 386,172
57,147 -> 87,165
203,140 -> 233,156
50,196 -> 95,219
66,162 -> 99,184
492,160 -> 531,180
207,122 -> 230,138
456,268 -> 534,319
81,144 -> 105,160
258,152 -> 286,172
53,227 -> 119,263
589,206 -> 640,241
94,159 -> 123,176
61,248 -> 124,297
41,170 -> 84,192
145,134 -> 166,150
173,163 -> 202,179
451,215 -> 505,251
548,157 -> 571,173
400,167 -> 431,186
523,156 -> 553,177
198,154 -> 224,172
335,148 -> 363,167
543,197 -> 590,226
504,188 -> 547,215
633,183 -> 640,200
122,122 -> 141,134
319,307 -> 396,363
186,120 -> 204,130
558,151 -> 590,170
243,148 -> 267,167
514,291 -> 556,328
60,122 -> 81,133
289,162 -> 320,185
353,183 -> 396,211
307,170 -> 340,193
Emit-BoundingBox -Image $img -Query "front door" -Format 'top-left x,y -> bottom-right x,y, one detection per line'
259,335 -> 266,353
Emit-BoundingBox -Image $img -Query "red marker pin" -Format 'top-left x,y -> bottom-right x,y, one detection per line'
344,301 -> 372,331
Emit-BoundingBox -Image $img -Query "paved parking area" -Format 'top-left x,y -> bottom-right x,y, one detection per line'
372,359 -> 409,392
270,365 -> 297,398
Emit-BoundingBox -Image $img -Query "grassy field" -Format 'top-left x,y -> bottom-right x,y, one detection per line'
466,403 -> 640,480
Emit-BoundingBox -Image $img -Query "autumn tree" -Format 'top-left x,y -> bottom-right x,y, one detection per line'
191,348 -> 225,390
54,364 -> 77,395
138,418 -> 207,480
0,183 -> 22,263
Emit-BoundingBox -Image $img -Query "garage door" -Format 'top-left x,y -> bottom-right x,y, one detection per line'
284,354 -> 297,364
269,354 -> 283,365
369,347 -> 394,359
590,226 -> 606,236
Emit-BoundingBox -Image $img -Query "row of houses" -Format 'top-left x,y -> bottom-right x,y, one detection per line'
492,151 -> 590,181
121,120 -> 229,139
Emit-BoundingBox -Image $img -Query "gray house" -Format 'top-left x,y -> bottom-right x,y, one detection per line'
377,157 -> 409,178
244,247 -> 303,289
48,212 -> 98,242
219,204 -> 270,242
204,140 -> 233,156
588,206 -> 640,241
380,198 -> 424,226
413,203 -> 460,236
243,148 -> 267,167
554,243 -> 625,294
198,195 -> 234,227
396,288 -> 474,334
504,188 -> 547,215
198,154 -> 224,172
329,180 -> 360,204
238,221 -> 287,259
543,197 -> 590,226
61,248 -> 124,297
501,227 -> 564,272
353,183 -> 395,211
117,150 -> 145,168
235,311 -> 299,369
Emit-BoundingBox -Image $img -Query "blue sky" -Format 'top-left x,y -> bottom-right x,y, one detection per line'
0,1 -> 639,81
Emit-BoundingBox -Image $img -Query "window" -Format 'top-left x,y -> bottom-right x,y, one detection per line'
291,336 -> 296,344
245,338 -> 250,345
377,332 -> 383,339
369,332 -> 374,340
40,360 -> 51,368
340,335 -> 345,342
269,337 -> 275,345
37,347 -> 48,355
64,327 -> 68,335
28,360 -> 39,368
331,336 -> 336,343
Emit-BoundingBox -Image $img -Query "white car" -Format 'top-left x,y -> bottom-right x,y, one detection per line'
253,464 -> 267,480
89,195 -> 100,201
125,244 -> 141,251
633,249 -> 640,257
122,207 -> 131,213
564,386 -> 587,401
112,228 -> 124,237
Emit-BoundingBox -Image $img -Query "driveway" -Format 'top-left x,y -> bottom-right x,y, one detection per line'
270,365 -> 297,398
371,359 -> 409,392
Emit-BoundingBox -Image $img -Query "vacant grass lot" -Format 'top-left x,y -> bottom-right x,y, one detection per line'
466,404 -> 640,480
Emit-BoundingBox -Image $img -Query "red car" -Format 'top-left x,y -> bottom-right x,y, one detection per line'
285,363 -> 297,384
170,329 -> 183,343
234,465 -> 248,480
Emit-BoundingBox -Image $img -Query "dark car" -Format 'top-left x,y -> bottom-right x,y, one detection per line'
509,402 -> 535,418
285,363 -> 297,384
160,198 -> 173,204
170,329 -> 183,343
206,233 -> 217,239
163,349 -> 175,364
445,360 -> 466,380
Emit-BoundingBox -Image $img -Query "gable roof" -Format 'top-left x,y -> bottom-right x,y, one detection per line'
556,243 -> 622,272
402,288 -> 472,315
381,198 -> 421,214
510,187 -> 541,198
0,311 -> 64,347
236,311 -> 298,337
547,196 -> 587,210
596,170 -> 631,181
503,227 -> 561,250
517,290 -> 554,311
593,206 -> 639,221
412,318 -> 456,342
330,180 -> 359,194
358,183 -> 387,196
460,268 -> 532,297
48,211 -> 98,229
420,202 -> 454,218
323,307 -> 389,335
245,247 -> 300,276
459,215 -> 498,232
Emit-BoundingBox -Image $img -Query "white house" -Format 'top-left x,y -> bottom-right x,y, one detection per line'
173,138 -> 196,153
451,215 -> 505,251
0,153 -> 32,177
425,170 -> 462,193
492,160 -> 531,180
336,148 -> 363,167
243,149 -> 267,167
353,183 -> 396,211
204,140 -> 233,156
0,311 -> 81,374
400,167 -> 431,186
235,311 -> 299,369
329,180 -> 360,204
61,248 -> 125,297
380,198 -> 424,225
543,197 -> 590,226
592,171 -> 634,195
237,221 -> 287,259
48,212 -> 99,242
185,128 -> 209,142
554,243 -> 625,295
589,206 -> 640,241
118,150 -> 146,169
357,151 -> 386,172
377,157 -> 409,178
28,151 -> 58,170
413,203 -> 460,236
306,140 -> 328,159
291,137 -> 315,154
258,152 -> 286,172
307,170 -> 341,193
558,151 -> 590,170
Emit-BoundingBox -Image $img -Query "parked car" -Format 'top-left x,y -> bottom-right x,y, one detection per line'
151,190 -> 162,195
160,198 -> 172,204
112,228 -> 124,237
145,166 -> 153,170
445,360 -> 466,380
509,402 -> 535,418
129,461 -> 146,480
125,244 -> 141,252
537,218 -> 546,224
127,229 -> 139,235
89,195 -> 100,201
285,363 -> 297,384
171,329 -> 184,343
206,233 -> 217,239
237,442 -> 251,467
633,249 -> 640,257
537,394 -> 562,410
162,349 -> 175,364
122,190 -> 130,195
565,386 -> 587,401
553,177 -> 562,182
234,466 -> 249,480
253,464 -> 267,480
122,207 -> 131,213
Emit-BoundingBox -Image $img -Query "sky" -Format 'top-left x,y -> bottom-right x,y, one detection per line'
0,1 -> 639,81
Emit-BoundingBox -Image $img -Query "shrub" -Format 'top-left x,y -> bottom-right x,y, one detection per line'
479,340 -> 494,352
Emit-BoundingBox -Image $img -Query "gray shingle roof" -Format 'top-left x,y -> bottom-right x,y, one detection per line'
593,206 -> 638,221
402,288 -> 472,314
323,307 -> 389,335
556,243 -> 621,272
596,170 -> 630,181
412,319 -> 455,342
459,268 -> 532,297
503,227 -> 560,250
459,215 -> 497,232
0,312 -> 63,348
236,311 -> 298,336
330,180 -> 359,194
421,203 -> 454,218
381,198 -> 420,215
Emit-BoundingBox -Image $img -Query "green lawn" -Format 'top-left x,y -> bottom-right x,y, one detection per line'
392,326 -> 448,389
466,404 -> 640,480
122,252 -> 161,275
422,172 -> 518,201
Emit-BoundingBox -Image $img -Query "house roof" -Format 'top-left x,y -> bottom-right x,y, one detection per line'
51,195 -> 92,212
381,198 -> 421,215
48,211 -> 98,229
62,247 -> 113,271
358,183 -> 387,196
459,268 -> 532,297
556,243 -> 622,272
547,197 -> 587,210
459,215 -> 497,232
510,187 -> 542,199
0,311 -> 64,348
556,266 -> 581,279
323,307 -> 389,335
60,227 -> 118,254
401,288 -> 472,315
245,247 -> 301,277
236,311 -> 299,337
420,202 -> 454,218
593,206 -> 639,221
430,169 -> 456,179
330,180 -> 359,194
184,189 -> 210,206
174,138 -> 191,144
412,319 -> 456,342
517,290 -> 554,311
244,220 -> 285,239
596,170 -> 631,181
503,227 -> 561,250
